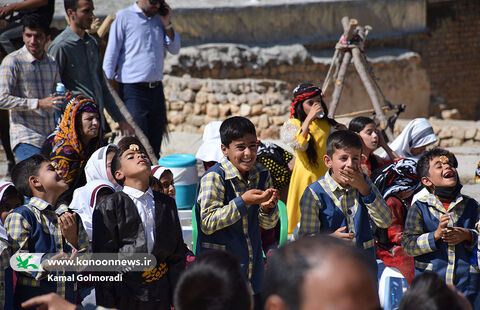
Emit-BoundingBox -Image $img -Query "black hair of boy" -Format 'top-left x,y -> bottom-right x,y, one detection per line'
22,13 -> 50,35
110,136 -> 150,186
398,272 -> 466,310
263,235 -> 377,310
416,148 -> 458,180
220,116 -> 256,147
326,130 -> 363,157
348,116 -> 375,133
0,186 -> 24,213
174,250 -> 252,310
11,154 -> 50,197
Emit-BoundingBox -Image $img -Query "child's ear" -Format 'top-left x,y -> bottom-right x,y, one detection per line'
221,144 -> 228,157
114,170 -> 124,184
421,176 -> 432,187
28,175 -> 40,190
323,154 -> 333,169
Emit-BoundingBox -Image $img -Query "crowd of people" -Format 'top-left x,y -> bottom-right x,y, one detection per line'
0,0 -> 478,310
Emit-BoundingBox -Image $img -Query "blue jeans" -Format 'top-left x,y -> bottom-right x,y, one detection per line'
14,143 -> 41,162
118,82 -> 167,158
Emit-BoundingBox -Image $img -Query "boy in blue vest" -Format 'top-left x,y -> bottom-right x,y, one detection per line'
195,116 -> 279,310
402,148 -> 479,303
299,130 -> 391,257
4,154 -> 90,309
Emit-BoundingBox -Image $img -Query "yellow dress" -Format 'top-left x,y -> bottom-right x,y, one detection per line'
281,118 -> 330,234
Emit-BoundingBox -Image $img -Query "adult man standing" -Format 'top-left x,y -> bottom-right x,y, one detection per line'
0,14 -> 63,161
103,0 -> 180,158
48,0 -> 134,136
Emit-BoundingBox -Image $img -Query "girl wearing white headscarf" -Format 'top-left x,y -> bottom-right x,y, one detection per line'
379,118 -> 437,161
84,144 -> 119,188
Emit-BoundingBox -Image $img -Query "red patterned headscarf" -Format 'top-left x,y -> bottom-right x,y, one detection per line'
50,95 -> 100,186
290,83 -> 323,118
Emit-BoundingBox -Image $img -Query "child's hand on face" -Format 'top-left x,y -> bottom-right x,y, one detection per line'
340,166 -> 370,196
305,102 -> 324,123
242,189 -> 272,206
434,213 -> 450,241
442,227 -> 472,246
59,212 -> 78,249
330,226 -> 355,242
260,188 -> 279,213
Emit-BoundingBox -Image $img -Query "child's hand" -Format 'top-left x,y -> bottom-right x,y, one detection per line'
305,102 -> 324,123
260,188 -> 279,213
434,213 -> 450,241
241,189 -> 271,206
59,212 -> 78,249
442,227 -> 472,246
330,226 -> 355,242
340,166 -> 370,196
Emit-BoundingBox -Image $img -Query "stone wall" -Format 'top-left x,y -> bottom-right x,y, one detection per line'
163,76 -> 291,139
165,44 -> 431,119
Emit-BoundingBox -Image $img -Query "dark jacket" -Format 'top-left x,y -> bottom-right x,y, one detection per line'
92,190 -> 185,307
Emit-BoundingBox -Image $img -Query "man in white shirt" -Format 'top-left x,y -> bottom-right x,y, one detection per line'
103,0 -> 181,158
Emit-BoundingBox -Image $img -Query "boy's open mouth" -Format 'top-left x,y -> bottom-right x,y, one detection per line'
443,170 -> 456,179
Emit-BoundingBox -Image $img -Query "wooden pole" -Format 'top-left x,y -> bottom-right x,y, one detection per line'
328,50 -> 351,118
104,75 -> 159,163
351,47 -> 394,140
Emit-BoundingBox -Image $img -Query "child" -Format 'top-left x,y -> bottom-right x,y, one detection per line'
298,130 -> 392,257
84,144 -> 120,188
5,154 -> 90,308
372,158 -> 420,284
280,83 -> 344,234
93,137 -> 185,310
151,165 -> 175,199
402,148 -> 479,303
195,116 -> 279,310
348,116 -> 399,177
379,118 -> 437,161
0,182 -> 23,310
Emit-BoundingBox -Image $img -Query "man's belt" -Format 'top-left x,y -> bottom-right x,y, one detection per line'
136,81 -> 163,89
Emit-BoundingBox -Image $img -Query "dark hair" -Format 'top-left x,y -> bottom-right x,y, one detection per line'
11,154 -> 50,197
174,250 -> 252,310
416,148 -> 458,180
348,116 -> 375,133
0,186 -> 24,213
220,116 -> 256,147
398,272 -> 464,310
326,130 -> 363,157
111,137 -> 150,186
263,235 -> 377,310
22,13 -> 50,35
64,0 -> 79,12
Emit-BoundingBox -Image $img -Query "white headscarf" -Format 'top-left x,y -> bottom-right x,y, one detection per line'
151,165 -> 172,180
70,180 -> 115,241
380,118 -> 437,160
84,144 -> 118,183
195,121 -> 224,163
0,181 -> 17,241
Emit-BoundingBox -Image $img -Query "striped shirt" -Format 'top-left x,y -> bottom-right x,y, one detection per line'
0,46 -> 60,149
299,171 -> 392,238
5,197 -> 90,298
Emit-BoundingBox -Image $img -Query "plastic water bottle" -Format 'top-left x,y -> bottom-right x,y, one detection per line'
54,83 -> 65,124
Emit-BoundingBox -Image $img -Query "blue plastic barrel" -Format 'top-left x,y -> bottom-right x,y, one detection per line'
158,154 -> 198,210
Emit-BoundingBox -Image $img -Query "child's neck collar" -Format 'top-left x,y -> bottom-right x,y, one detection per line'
123,179 -> 150,192
32,192 -> 59,207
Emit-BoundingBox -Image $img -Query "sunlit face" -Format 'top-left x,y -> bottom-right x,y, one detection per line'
324,147 -> 362,187
221,134 -> 258,179
35,161 -> 68,194
159,171 -> 175,199
114,150 -> 152,185
302,95 -> 323,117
23,27 -> 48,59
358,123 -> 379,154
421,156 -> 458,189
80,112 -> 100,143
69,0 -> 95,31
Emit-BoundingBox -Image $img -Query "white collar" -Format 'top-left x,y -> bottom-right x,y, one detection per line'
123,186 -> 154,199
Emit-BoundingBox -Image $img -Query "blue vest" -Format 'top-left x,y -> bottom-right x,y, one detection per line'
195,163 -> 268,294
412,197 -> 479,296
308,181 -> 376,258
12,205 -> 77,304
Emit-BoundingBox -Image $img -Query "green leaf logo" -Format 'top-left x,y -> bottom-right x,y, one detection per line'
16,255 -> 39,270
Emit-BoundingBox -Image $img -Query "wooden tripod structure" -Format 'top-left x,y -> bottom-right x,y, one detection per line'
322,17 -> 394,141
